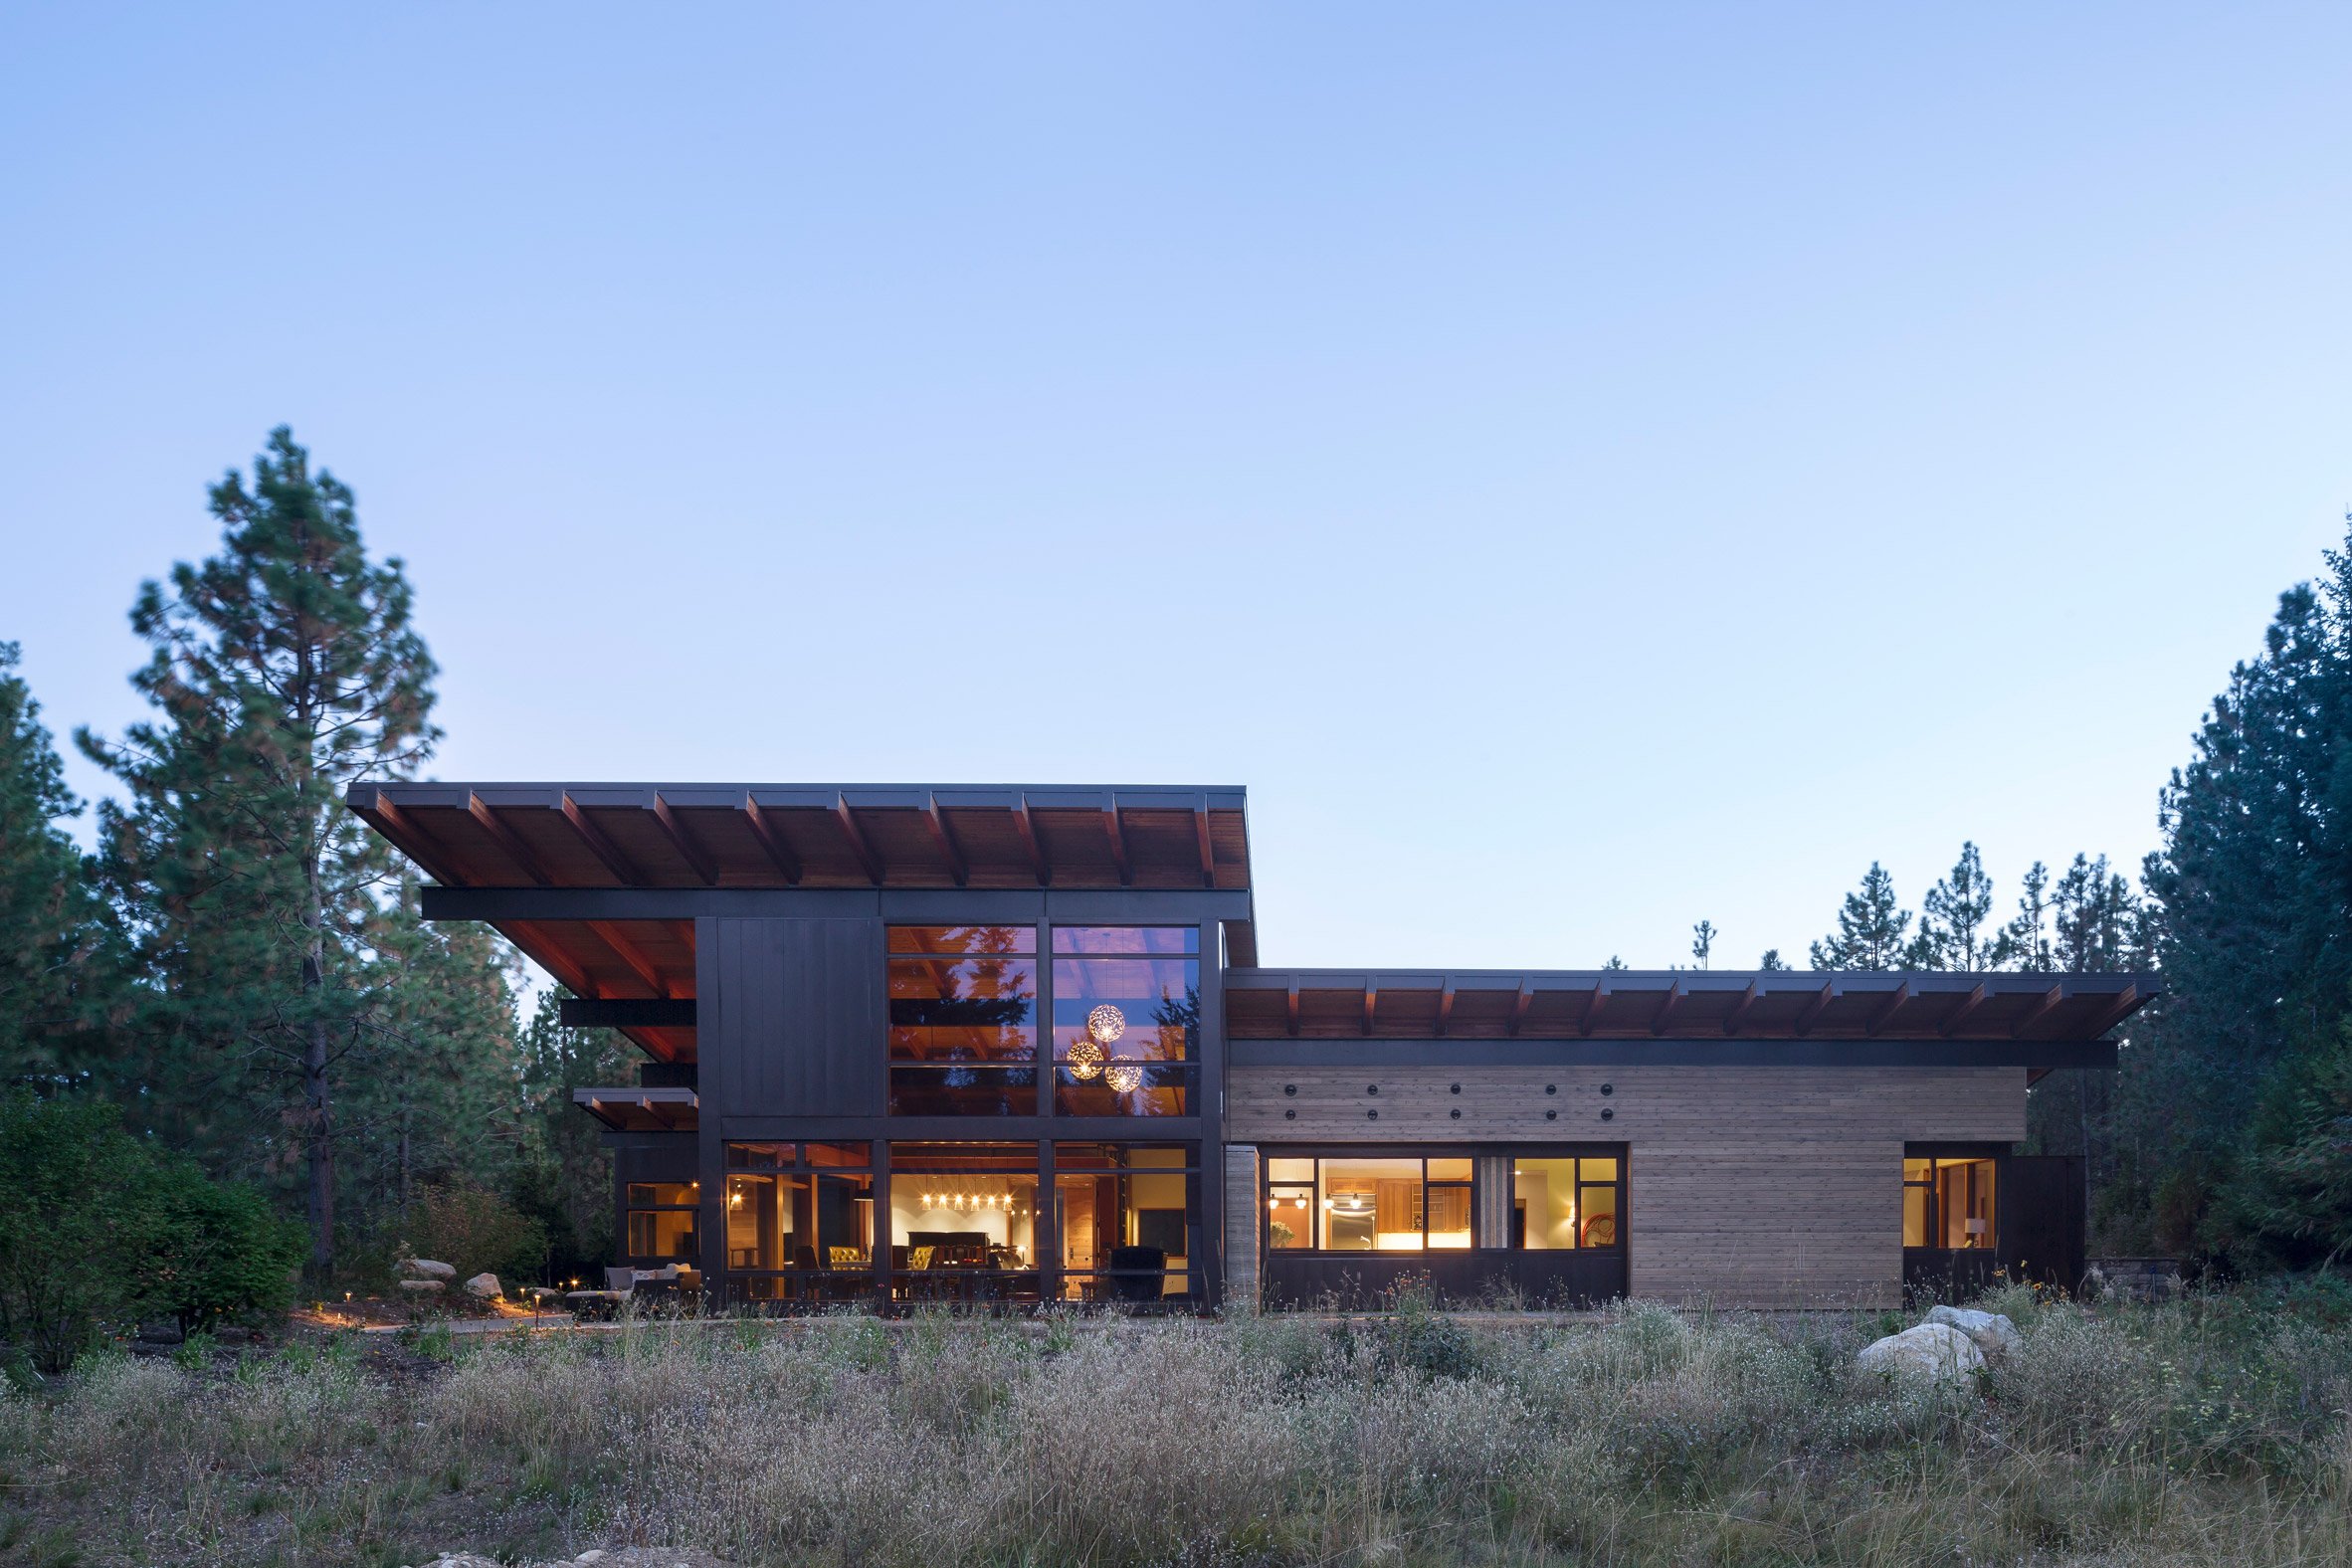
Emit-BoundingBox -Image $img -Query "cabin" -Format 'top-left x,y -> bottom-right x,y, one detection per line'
348,781 -> 2151,1310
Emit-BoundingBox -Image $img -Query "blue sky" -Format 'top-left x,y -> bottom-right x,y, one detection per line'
4,6 -> 2349,970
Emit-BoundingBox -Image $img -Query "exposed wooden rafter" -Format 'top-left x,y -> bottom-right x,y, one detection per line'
1941,982 -> 1991,1038
560,793 -> 645,884
1865,981 -> 1912,1038
834,795 -> 882,885
651,796 -> 719,885
1794,981 -> 1838,1038
2012,983 -> 2069,1039
1194,804 -> 1216,888
2078,983 -> 2142,1040
1723,978 -> 1763,1036
497,919 -> 599,999
367,796 -> 464,885
741,798 -> 803,883
586,920 -> 670,998
1507,979 -> 1534,1037
1102,803 -> 1132,886
1362,982 -> 1378,1037
467,794 -> 553,884
923,794 -> 969,886
1577,983 -> 1611,1038
1285,979 -> 1300,1038
1011,799 -> 1049,886
1436,978 -> 1457,1038
1651,980 -> 1686,1037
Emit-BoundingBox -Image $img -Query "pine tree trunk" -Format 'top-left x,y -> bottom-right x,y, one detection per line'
303,858 -> 334,1282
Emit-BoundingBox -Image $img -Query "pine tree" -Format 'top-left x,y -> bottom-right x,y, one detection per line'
78,428 -> 453,1280
1910,843 -> 2000,971
1808,863 -> 1912,970
2122,512 -> 2352,1263
1757,949 -> 1789,971
0,644 -> 109,1080
512,988 -> 636,1279
2000,862 -> 2054,970
1689,920 -> 1716,970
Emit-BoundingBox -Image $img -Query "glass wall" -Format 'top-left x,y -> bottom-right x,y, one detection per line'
719,1143 -> 874,1301
1055,1143 -> 1197,1300
1052,927 -> 1198,1115
887,925 -> 1038,1115
625,1179 -> 698,1262
1511,1156 -> 1621,1250
1261,1156 -> 1473,1251
887,1142 -> 1042,1302
1903,1156 -> 1997,1250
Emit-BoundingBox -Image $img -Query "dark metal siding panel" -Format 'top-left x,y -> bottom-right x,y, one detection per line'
713,917 -> 883,1117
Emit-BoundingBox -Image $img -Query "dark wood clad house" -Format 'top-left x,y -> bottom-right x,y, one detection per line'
349,782 -> 2150,1310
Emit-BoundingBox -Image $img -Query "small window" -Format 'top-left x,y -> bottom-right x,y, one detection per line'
625,1181 -> 698,1207
1051,926 -> 1199,953
1903,1156 -> 1997,1250
1511,1157 -> 1624,1250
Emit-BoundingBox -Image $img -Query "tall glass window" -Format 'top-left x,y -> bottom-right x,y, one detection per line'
719,1143 -> 875,1302
1055,1143 -> 1198,1301
1051,927 -> 1198,1115
1511,1156 -> 1621,1250
887,1142 -> 1043,1303
887,925 -> 1038,1115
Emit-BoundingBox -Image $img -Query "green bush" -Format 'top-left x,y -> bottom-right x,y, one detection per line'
405,1179 -> 548,1287
0,1091 -> 301,1370
140,1153 -> 304,1332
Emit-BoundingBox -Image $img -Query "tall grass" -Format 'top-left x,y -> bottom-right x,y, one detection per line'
1,1291 -> 2347,1566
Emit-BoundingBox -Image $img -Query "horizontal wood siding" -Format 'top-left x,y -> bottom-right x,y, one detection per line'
1229,1064 -> 2024,1308
712,917 -> 884,1117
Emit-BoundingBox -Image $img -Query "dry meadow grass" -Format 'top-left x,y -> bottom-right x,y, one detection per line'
1,1285 -> 2347,1567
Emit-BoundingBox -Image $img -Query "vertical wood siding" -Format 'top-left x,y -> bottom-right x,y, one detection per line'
1223,1144 -> 1261,1308
711,917 -> 885,1117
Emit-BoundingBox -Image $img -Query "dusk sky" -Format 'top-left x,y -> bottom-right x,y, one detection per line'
4,6 -> 2349,971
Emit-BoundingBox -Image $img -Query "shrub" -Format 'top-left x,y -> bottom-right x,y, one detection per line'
405,1179 -> 548,1285
140,1151 -> 304,1332
0,1091 -> 301,1370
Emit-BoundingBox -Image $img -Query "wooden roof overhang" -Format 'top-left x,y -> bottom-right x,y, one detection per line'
572,1086 -> 698,1132
348,782 -> 1250,891
345,782 -> 1252,1063
1226,969 -> 2155,1075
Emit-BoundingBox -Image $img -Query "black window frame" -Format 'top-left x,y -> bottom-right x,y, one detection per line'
1258,1148 -> 1481,1256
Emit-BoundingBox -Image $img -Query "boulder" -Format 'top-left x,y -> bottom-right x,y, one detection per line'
1857,1321 -> 1985,1386
463,1272 -> 502,1301
1926,1304 -> 2022,1360
403,1258 -> 457,1281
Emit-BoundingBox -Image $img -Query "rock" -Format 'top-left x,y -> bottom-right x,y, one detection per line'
1857,1321 -> 1985,1386
403,1258 -> 457,1280
1926,1303 -> 2022,1360
463,1272 -> 503,1300
397,1279 -> 446,1295
576,1554 -> 606,1564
